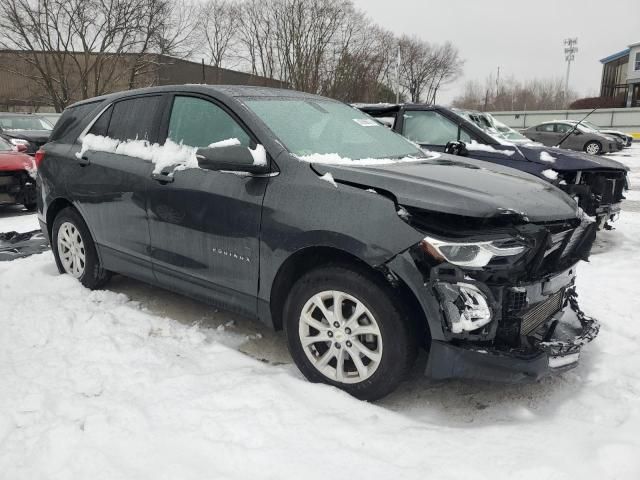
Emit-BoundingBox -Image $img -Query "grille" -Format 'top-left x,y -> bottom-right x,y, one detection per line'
506,289 -> 528,311
520,290 -> 564,335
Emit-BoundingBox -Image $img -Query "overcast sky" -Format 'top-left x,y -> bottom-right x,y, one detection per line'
351,0 -> 640,105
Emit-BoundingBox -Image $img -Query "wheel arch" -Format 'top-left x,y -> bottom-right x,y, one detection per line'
45,197 -> 75,240
268,246 -> 429,346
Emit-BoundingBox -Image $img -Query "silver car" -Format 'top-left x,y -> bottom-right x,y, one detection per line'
523,121 -> 617,155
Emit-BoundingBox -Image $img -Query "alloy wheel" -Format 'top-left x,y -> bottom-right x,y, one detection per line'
57,222 -> 86,278
298,290 -> 383,384
586,143 -> 601,155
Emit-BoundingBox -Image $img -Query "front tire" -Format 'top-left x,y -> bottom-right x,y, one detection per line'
284,265 -> 417,401
51,207 -> 111,289
584,141 -> 602,155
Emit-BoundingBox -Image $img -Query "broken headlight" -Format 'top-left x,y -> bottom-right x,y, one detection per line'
436,282 -> 492,333
420,236 -> 526,268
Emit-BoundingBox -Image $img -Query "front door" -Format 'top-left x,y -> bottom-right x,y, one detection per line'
66,94 -> 165,283
399,109 -> 472,152
147,94 -> 269,317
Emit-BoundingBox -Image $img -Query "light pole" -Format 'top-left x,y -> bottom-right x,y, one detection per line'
564,38 -> 578,104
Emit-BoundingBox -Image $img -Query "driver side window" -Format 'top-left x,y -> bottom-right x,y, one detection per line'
167,96 -> 251,148
402,111 -> 468,145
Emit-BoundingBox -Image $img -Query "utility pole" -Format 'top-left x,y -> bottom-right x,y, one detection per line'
395,45 -> 401,104
564,38 -> 578,104
496,66 -> 500,95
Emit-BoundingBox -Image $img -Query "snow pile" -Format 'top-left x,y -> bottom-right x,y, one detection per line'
542,169 -> 558,180
78,134 -> 198,174
249,144 -> 267,167
318,172 -> 338,188
1,144 -> 640,479
208,138 -> 241,148
539,151 -> 557,163
0,212 -> 39,233
78,134 -> 263,173
466,142 -> 515,156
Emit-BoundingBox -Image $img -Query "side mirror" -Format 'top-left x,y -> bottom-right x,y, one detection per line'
444,141 -> 469,157
196,144 -> 268,174
573,130 -> 582,135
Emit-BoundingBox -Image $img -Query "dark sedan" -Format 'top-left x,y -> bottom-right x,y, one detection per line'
357,104 -> 629,228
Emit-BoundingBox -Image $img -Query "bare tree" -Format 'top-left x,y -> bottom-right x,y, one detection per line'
200,0 -> 238,69
0,0 -> 198,111
452,75 -> 577,111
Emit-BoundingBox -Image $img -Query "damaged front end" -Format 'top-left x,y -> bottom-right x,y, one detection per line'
388,207 -> 600,383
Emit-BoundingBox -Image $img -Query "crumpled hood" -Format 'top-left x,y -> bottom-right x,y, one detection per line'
517,144 -> 629,172
2,129 -> 51,145
0,151 -> 35,171
311,155 -> 579,222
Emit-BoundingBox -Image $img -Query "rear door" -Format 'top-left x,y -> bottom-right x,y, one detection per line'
66,94 -> 166,283
147,94 -> 270,317
530,123 -> 558,146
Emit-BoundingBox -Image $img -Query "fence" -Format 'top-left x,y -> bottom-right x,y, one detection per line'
490,107 -> 640,139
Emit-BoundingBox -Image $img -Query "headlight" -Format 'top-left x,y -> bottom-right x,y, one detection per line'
420,236 -> 526,268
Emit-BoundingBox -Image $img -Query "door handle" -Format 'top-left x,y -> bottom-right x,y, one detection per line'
77,155 -> 90,166
151,172 -> 175,184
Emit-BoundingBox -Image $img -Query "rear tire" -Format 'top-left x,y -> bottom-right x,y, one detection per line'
584,141 -> 602,155
284,265 -> 417,401
51,207 -> 111,289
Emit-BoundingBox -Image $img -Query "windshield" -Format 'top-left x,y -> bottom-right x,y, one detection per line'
243,98 -> 424,160
489,117 -> 529,141
0,115 -> 53,131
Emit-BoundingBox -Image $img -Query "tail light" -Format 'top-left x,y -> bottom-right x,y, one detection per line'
34,149 -> 46,168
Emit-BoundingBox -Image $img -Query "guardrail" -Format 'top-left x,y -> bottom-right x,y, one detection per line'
490,107 -> 640,139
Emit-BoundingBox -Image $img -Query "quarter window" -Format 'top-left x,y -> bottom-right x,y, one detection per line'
167,96 -> 250,148
106,96 -> 163,142
88,105 -> 113,137
536,124 -> 555,133
402,111 -> 468,145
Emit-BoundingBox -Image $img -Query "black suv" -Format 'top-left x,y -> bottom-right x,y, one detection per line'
37,86 -> 599,400
357,104 -> 629,228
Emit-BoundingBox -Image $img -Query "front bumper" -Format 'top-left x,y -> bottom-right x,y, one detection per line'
425,288 -> 599,382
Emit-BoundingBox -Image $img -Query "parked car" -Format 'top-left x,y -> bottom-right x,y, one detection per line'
0,137 -> 37,210
37,85 -> 599,400
522,121 -> 619,154
357,104 -> 628,228
37,112 -> 62,128
565,120 -> 633,148
455,109 -> 537,145
0,112 -> 53,155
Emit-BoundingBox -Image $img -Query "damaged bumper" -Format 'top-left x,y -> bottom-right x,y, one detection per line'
426,288 -> 599,382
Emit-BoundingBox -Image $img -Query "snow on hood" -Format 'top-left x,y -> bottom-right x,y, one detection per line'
466,141 -> 515,156
296,151 -> 440,166
517,144 -> 629,172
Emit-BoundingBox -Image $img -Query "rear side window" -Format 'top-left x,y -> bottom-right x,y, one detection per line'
88,106 -> 113,136
167,96 -> 251,148
50,101 -> 102,143
536,124 -> 555,132
107,96 -> 163,142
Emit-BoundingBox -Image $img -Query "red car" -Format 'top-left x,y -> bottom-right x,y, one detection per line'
0,137 -> 37,210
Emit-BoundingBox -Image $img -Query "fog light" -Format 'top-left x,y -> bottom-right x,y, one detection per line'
436,282 -> 492,334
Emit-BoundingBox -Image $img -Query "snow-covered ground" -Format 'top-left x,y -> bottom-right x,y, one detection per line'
1,145 -> 639,479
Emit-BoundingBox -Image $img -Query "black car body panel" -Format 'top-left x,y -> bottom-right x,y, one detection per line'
357,104 -> 629,224
37,85 -> 599,384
